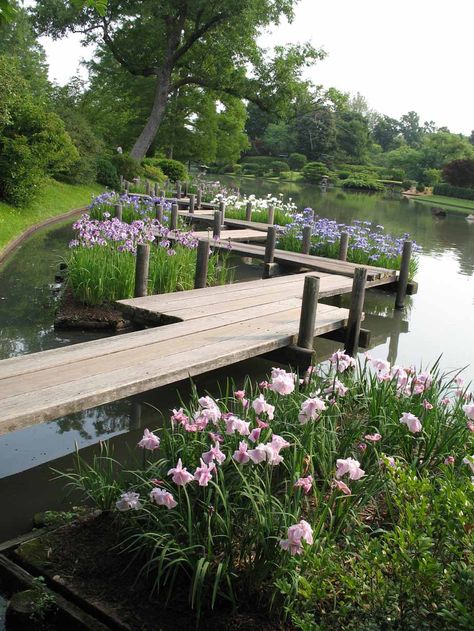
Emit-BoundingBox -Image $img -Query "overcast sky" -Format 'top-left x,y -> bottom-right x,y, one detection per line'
36,0 -> 473,134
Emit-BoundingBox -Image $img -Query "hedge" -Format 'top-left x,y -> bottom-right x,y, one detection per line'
433,183 -> 474,201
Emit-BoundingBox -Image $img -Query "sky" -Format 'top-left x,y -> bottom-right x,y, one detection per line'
35,0 -> 474,134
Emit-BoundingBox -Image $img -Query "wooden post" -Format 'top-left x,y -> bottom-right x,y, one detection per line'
312,208 -> 318,222
155,203 -> 163,223
145,180 -> 151,195
345,267 -> 368,356
176,180 -> 181,198
154,182 -> 159,197
194,239 -> 210,289
395,240 -> 412,309
262,226 -> 277,279
196,188 -> 202,209
134,244 -> 150,298
245,201 -> 252,222
213,210 -> 222,239
124,180 -> 130,192
339,231 -> 349,261
183,181 -> 189,197
114,204 -> 122,221
160,189 -> 166,200
219,200 -> 226,221
301,225 -> 312,255
170,203 -> 179,230
267,204 -> 275,226
189,193 -> 195,214
297,276 -> 320,349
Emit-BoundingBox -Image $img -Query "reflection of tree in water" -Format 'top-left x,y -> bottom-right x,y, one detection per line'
50,401 -> 133,440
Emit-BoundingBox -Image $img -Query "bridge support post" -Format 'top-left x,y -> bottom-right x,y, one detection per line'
183,181 -> 189,197
245,201 -> 252,222
114,204 -> 122,221
194,240 -> 210,289
134,244 -> 150,298
267,205 -> 275,226
176,181 -> 181,198
345,267 -> 367,356
262,226 -> 277,279
196,188 -> 202,209
154,182 -> 159,197
213,211 -> 222,239
219,201 -> 226,222
189,194 -> 195,214
395,240 -> 412,309
145,180 -> 151,196
339,231 -> 349,261
284,276 -> 320,369
301,225 -> 312,255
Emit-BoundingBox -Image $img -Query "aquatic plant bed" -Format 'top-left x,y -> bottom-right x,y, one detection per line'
8,514 -> 283,630
46,354 -> 474,629
54,291 -> 133,331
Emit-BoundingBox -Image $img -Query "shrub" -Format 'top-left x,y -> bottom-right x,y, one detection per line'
337,163 -> 384,175
111,153 -> 142,181
142,163 -> 165,183
341,175 -> 384,191
402,179 -> 414,190
96,157 -> 120,189
242,163 -> 266,176
442,158 -> 474,188
302,161 -> 330,183
270,160 -> 288,175
336,170 -> 351,180
288,152 -> 307,170
0,136 -> 43,205
433,183 -> 474,200
416,183 -> 425,193
152,158 -> 187,182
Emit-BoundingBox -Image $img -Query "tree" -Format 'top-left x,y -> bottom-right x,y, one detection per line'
335,111 -> 371,163
399,111 -> 422,147
372,115 -> 401,152
442,159 -> 474,188
33,0 -> 323,159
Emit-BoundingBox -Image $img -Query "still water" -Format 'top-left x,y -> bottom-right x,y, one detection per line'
0,184 -> 472,539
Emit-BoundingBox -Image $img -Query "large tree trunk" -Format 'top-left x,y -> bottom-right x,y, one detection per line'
130,68 -> 172,160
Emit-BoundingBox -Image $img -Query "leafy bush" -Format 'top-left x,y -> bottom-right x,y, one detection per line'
142,163 -> 165,183
337,163 -> 384,175
442,158 -> 474,188
416,183 -> 426,193
242,163 -> 266,176
302,161 -> 330,183
433,183 -> 474,200
288,152 -> 307,170
111,153 -> 142,181
336,169 -> 351,180
0,136 -> 43,205
241,155 -> 287,167
341,175 -> 384,191
152,158 -> 187,182
402,179 -> 414,190
423,168 -> 442,186
64,355 -> 474,627
96,156 -> 120,189
270,160 -> 289,175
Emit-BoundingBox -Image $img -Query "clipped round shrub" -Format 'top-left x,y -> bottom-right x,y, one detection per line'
302,161 -> 330,183
402,179 -> 414,191
111,153 -> 142,181
337,170 -> 351,180
416,183 -> 425,193
271,160 -> 289,175
96,156 -> 120,189
341,175 -> 384,191
152,158 -> 187,182
288,152 -> 307,171
142,163 -> 165,183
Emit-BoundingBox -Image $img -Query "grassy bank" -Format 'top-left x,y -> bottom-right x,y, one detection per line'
0,179 -> 103,255
407,193 -> 474,215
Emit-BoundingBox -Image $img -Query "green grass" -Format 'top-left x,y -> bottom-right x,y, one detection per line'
408,193 -> 474,215
0,179 -> 103,255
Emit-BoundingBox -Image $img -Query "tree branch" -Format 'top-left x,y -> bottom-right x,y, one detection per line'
172,12 -> 229,63
170,75 -> 270,111
101,17 -> 156,76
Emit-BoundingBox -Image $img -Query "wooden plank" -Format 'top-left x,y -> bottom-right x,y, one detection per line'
0,305 -> 350,434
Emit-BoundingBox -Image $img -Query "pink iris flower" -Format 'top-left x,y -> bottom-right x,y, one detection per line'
422,399 -> 433,410
463,403 -> 474,420
330,349 -> 356,373
202,443 -> 226,465
247,444 -> 268,464
198,396 -> 221,424
332,479 -> 351,495
444,456 -> 455,465
252,394 -> 275,419
364,433 -> 382,442
298,397 -> 326,424
400,412 -> 422,433
171,408 -> 189,427
138,429 -> 160,451
116,491 -> 142,511
467,421 -> 474,433
463,455 -> 474,474
194,459 -> 215,486
358,442 -> 367,452
248,427 -> 262,443
150,487 -> 177,509
324,379 -> 348,397
224,415 -> 250,436
167,458 -> 194,486
412,371 -> 432,395
232,441 -> 250,464
335,457 -> 365,480
294,475 -> 313,494
371,358 -> 391,381
269,367 -> 295,395
279,520 -> 313,555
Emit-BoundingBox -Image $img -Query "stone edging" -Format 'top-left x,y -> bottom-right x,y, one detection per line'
0,205 -> 87,267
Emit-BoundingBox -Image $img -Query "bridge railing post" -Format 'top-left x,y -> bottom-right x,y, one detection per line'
345,267 -> 368,356
155,203 -> 163,223
213,210 -> 222,239
297,276 -> 320,349
114,203 -> 123,221
196,188 -> 202,209
170,203 -> 179,230
339,231 -> 349,261
134,244 -> 150,298
267,205 -> 275,226
262,226 -> 277,279
189,193 -> 195,214
395,240 -> 412,309
194,240 -> 210,289
245,201 -> 252,222
301,225 -> 312,255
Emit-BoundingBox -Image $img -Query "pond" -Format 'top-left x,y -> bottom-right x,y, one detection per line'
0,182 -> 472,541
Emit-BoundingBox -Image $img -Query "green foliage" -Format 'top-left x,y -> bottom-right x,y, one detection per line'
342,175 -> 384,191
433,183 -> 474,201
153,158 -> 187,182
302,161 -> 330,183
270,160 -> 289,175
0,56 -> 78,205
96,156 -> 120,189
416,183 -> 426,193
141,163 -> 165,183
402,179 -> 414,190
442,159 -> 474,188
288,152 -> 307,170
111,153 -> 142,181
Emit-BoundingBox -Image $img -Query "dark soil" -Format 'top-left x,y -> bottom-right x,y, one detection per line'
54,291 -> 132,331
12,513 -> 288,631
